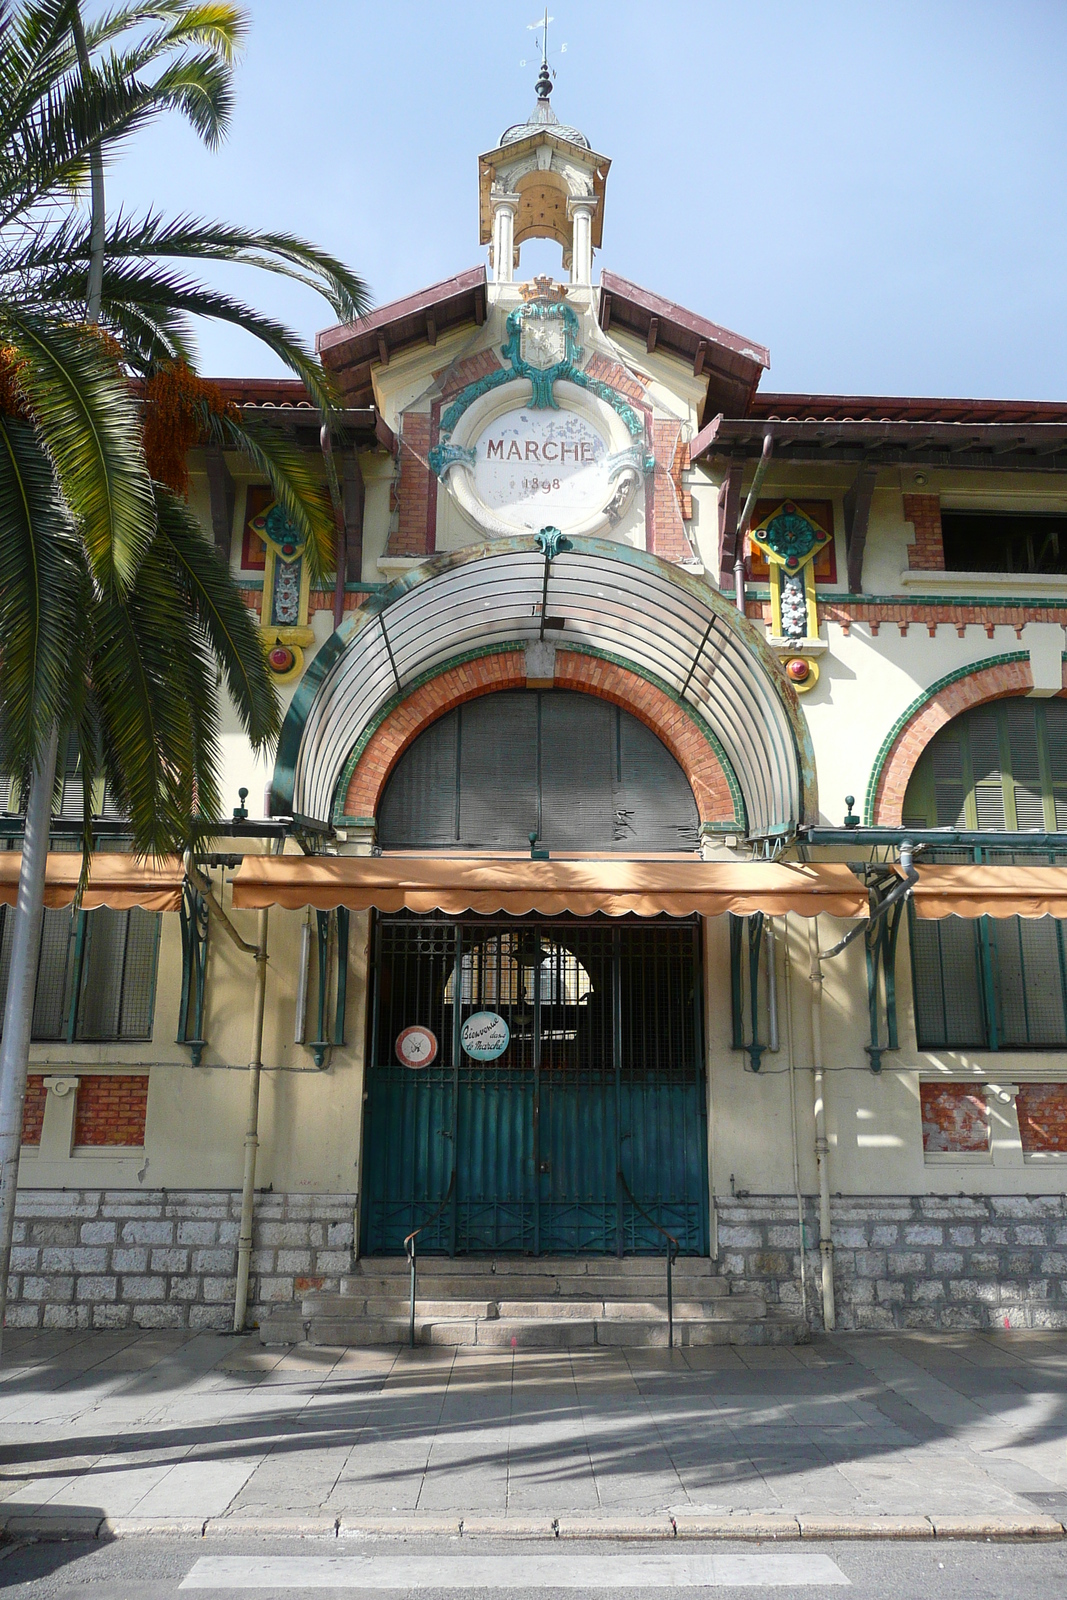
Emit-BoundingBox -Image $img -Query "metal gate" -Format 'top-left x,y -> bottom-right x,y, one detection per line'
361,916 -> 708,1256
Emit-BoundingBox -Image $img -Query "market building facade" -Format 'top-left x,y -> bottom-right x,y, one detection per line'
7,74 -> 1067,1341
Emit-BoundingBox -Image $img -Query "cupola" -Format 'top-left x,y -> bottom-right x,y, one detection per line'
478,46 -> 609,286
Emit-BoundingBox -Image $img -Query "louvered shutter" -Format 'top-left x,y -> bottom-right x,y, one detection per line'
378,708 -> 459,847
910,914 -> 987,1048
931,732 -> 967,826
1003,700 -> 1045,829
967,707 -> 1007,829
540,693 -> 614,849
458,693 -> 539,849
616,714 -> 701,848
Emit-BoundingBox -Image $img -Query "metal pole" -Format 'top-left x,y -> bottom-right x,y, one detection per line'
733,432 -> 774,615
233,904 -> 269,1334
409,1239 -> 417,1349
783,917 -> 808,1328
0,728 -> 59,1354
808,918 -> 836,1332
666,1241 -> 674,1351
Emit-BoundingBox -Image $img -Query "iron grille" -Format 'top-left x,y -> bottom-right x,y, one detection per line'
363,915 -> 708,1257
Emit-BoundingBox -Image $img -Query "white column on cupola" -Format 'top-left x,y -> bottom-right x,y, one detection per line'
490,188 -> 520,284
566,195 -> 598,286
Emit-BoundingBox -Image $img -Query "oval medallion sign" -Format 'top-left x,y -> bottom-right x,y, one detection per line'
395,1025 -> 438,1069
472,408 -> 609,533
460,1011 -> 511,1061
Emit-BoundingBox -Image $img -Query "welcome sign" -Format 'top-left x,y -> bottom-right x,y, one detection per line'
473,407 -> 610,532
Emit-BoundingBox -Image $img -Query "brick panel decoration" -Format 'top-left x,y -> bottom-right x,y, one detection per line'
581,352 -> 646,403
920,1083 -> 990,1154
903,493 -> 945,570
437,349 -> 504,399
1017,1083 -> 1067,1155
342,650 -> 740,828
385,412 -> 433,557
868,657 -> 1036,825
73,1075 -> 149,1149
20,1076 -> 46,1147
650,419 -> 697,564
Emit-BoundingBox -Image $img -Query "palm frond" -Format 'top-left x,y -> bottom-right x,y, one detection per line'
1,305 -> 155,589
0,413 -> 84,774
153,486 -> 278,750
201,406 -> 336,580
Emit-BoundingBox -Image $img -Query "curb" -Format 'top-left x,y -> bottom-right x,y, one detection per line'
1,1510 -> 1064,1543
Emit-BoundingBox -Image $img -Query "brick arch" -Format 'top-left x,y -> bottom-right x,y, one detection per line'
339,648 -> 742,829
866,654 -> 1062,824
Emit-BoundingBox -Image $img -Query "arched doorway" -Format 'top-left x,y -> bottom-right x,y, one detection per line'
362,690 -> 709,1257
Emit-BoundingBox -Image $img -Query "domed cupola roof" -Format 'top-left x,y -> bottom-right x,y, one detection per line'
500,60 -> 590,150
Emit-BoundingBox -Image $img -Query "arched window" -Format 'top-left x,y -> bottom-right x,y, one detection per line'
903,696 -> 1067,1050
378,689 -> 700,852
903,697 -> 1067,830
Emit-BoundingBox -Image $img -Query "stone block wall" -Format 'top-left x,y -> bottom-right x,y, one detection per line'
716,1194 -> 1067,1331
6,1189 -> 357,1332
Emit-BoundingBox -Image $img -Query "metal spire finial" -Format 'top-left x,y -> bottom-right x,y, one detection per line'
529,9 -> 554,99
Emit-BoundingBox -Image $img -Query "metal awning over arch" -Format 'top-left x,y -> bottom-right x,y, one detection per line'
272,537 -> 816,839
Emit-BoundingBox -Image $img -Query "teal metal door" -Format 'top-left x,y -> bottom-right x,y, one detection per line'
362,917 -> 708,1256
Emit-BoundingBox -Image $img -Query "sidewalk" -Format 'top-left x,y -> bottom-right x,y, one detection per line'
1,1329 -> 1067,1540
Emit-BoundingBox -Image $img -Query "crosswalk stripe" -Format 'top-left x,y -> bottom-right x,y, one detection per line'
180,1552 -> 850,1589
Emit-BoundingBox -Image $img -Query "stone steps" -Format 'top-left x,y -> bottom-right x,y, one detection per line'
261,1310 -> 806,1349
258,1254 -> 806,1349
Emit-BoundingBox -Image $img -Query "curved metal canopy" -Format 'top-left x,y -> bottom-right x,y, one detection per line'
272,537 -> 816,839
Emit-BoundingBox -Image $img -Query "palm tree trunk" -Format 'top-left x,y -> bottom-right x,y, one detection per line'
0,728 -> 59,1353
70,5 -> 105,322
0,4 -> 101,1352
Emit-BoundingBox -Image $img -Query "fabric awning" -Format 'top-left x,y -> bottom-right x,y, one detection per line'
0,853 -> 185,912
910,865 -> 1067,919
231,856 -> 868,919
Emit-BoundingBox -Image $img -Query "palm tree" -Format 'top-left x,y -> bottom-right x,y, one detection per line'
0,0 -> 371,1340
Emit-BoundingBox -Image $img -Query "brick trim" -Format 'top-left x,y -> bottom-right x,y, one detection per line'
866,654 -> 1039,824
902,493 -> 945,571
340,648 -> 741,829
745,597 -> 1067,640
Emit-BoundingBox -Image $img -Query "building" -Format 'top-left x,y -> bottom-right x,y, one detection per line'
7,68 -> 1067,1341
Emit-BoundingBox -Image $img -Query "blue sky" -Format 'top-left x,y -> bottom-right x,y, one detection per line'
105,0 -> 1067,400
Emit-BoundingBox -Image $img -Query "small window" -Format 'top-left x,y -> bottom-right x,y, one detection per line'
920,1082 -> 990,1156
941,511 -> 1067,575
0,907 -> 160,1043
1016,1082 -> 1067,1156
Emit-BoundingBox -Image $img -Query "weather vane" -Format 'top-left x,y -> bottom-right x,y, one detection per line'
519,8 -> 567,92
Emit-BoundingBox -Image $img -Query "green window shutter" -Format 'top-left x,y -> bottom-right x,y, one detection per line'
73,909 -> 160,1042
930,731 -> 967,826
989,917 -> 1067,1047
910,911 -> 987,1048
966,706 -> 1007,829
1044,700 -> 1067,828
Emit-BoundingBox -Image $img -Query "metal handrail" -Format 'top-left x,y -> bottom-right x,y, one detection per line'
403,1172 -> 455,1349
617,1169 -> 680,1350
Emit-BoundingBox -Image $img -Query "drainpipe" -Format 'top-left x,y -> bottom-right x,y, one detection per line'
808,916 -> 835,1332
233,901 -> 270,1334
733,431 -> 774,615
782,917 -> 808,1328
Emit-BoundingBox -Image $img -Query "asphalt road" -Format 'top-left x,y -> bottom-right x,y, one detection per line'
0,1536 -> 1065,1600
